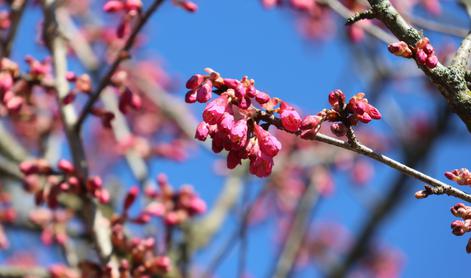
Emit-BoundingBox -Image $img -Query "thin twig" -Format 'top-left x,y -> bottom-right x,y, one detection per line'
271,178 -> 320,278
257,111 -> 471,203
1,0 -> 28,58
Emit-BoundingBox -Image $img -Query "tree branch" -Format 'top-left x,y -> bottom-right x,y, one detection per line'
364,0 -> 471,132
75,0 -> 165,132
271,177 -> 320,278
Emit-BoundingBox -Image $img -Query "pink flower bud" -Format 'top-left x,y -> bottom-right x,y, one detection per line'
87,176 -> 103,190
6,96 -> 23,113
104,1 -> 124,12
164,211 -> 181,225
125,0 -> 142,11
186,74 -> 205,89
0,72 -> 13,91
195,121 -> 210,141
188,198 -> 206,214
279,102 -> 302,132
219,112 -> 235,132
223,78 -> 240,89
387,41 -> 412,58
62,91 -> 76,105
154,256 -> 171,273
262,0 -> 279,8
145,202 -> 165,217
426,55 -> 438,69
249,152 -> 274,178
19,160 -> 38,175
66,72 -> 76,82
330,122 -> 347,137
366,104 -> 381,120
229,120 -> 248,147
133,213 -> 151,224
57,159 -> 75,174
423,43 -> 434,55
255,90 -> 270,104
202,96 -> 228,125
177,0 -> 198,12
451,220 -> 466,236
98,189 -> 111,204
196,80 -> 212,103
415,49 -> 427,65
254,124 -> 281,157
185,90 -> 197,103
123,186 -> 139,211
328,89 -> 346,107
227,150 -> 242,169
301,115 -> 322,130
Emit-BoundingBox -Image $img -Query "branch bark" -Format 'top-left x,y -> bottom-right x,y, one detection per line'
365,0 -> 471,132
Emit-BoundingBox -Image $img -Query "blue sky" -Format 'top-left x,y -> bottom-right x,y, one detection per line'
2,1 -> 471,277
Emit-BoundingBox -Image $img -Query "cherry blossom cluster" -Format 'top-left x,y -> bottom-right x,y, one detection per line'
104,0 -> 143,38
104,0 -> 197,37
29,208 -> 72,247
324,89 -> 382,137
19,159 -> 110,208
0,56 -> 55,116
445,168 -> 471,186
185,69 -> 381,177
186,69 -> 294,177
450,203 -> 471,253
113,173 -> 206,226
0,191 -> 15,249
110,225 -> 171,276
388,37 -> 438,69
103,174 -> 206,276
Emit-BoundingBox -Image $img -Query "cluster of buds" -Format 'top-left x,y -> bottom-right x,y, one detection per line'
63,72 -> 92,105
0,192 -> 15,249
114,174 -> 206,226
172,0 -> 198,12
29,208 -> 72,246
445,168 -> 471,186
186,68 -> 325,177
103,0 -> 143,38
388,37 -> 438,69
0,58 -> 22,113
450,203 -> 471,253
111,70 -> 142,114
111,224 -> 172,276
19,159 -> 110,208
324,90 -> 381,137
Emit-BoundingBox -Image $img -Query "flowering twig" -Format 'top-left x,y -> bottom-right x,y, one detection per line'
42,1 -> 119,275
326,106 -> 451,278
75,0 -> 165,132
364,0 -> 471,132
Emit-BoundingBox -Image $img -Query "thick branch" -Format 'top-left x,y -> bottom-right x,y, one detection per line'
365,0 -> 471,132
42,2 -> 118,274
